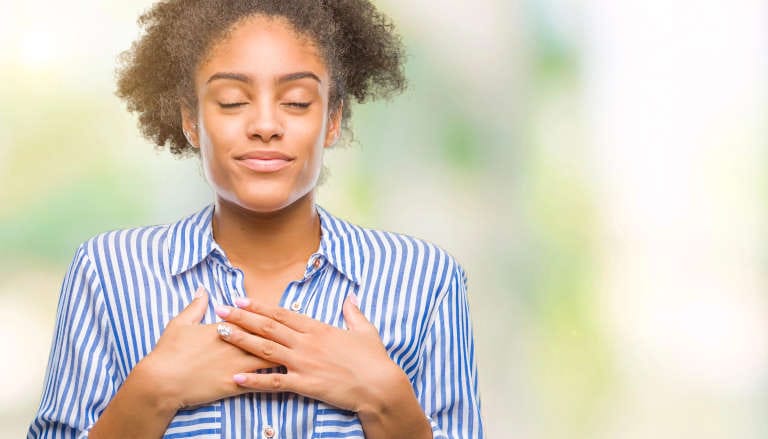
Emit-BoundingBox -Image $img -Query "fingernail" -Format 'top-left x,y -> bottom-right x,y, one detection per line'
215,306 -> 231,318
233,374 -> 246,384
234,297 -> 251,308
348,292 -> 359,307
194,286 -> 206,298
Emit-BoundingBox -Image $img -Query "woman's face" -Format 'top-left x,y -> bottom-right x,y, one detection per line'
183,15 -> 341,214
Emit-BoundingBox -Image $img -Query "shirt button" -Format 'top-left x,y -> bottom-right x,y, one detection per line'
313,258 -> 321,269
290,301 -> 302,312
263,425 -> 275,438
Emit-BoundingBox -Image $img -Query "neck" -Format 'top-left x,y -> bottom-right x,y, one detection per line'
211,193 -> 321,272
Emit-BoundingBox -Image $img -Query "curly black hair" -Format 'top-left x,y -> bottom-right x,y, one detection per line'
115,0 -> 407,156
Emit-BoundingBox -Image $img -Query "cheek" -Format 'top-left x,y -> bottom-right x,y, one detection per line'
204,114 -> 242,146
198,141 -> 222,188
286,112 -> 327,150
198,128 -> 236,185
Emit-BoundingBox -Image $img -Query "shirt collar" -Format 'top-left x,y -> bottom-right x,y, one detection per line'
315,205 -> 361,285
167,204 -> 361,285
167,204 -> 217,276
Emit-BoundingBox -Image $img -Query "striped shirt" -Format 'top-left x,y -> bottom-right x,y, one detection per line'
28,204 -> 484,438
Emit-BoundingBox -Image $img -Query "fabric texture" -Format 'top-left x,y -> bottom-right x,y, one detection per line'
28,204 -> 484,438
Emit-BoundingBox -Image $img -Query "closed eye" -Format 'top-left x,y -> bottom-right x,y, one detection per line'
283,102 -> 311,109
218,102 -> 247,109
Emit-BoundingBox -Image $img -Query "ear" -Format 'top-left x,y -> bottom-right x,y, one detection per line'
324,100 -> 343,148
180,105 -> 200,149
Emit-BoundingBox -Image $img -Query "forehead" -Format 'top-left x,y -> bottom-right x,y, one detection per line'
196,15 -> 328,87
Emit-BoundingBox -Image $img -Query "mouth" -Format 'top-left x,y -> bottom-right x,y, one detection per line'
235,150 -> 295,173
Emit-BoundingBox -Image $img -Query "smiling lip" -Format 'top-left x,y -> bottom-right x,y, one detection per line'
235,151 -> 295,173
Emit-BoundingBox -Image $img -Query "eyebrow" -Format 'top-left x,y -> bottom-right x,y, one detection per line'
278,71 -> 322,84
206,71 -> 322,85
206,72 -> 251,84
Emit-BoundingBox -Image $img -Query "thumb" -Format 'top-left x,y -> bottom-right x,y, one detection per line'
176,286 -> 209,324
342,293 -> 371,331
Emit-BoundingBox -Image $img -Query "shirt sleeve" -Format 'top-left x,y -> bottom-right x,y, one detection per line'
414,262 -> 485,438
28,244 -> 118,439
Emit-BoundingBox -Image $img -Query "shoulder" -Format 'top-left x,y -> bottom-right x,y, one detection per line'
361,225 -> 460,270
74,205 -> 212,269
77,223 -> 171,263
54,223 -> 173,307
365,226 -> 463,290
320,206 -> 465,294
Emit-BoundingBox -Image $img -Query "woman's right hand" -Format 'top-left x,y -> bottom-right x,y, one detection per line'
133,287 -> 278,410
90,287 -> 276,438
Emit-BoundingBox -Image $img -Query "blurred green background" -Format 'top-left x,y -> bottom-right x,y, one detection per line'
1,1 -> 766,438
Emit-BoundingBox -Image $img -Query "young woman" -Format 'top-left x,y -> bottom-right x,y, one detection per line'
28,1 -> 483,438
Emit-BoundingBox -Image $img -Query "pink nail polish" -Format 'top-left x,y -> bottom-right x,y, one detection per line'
215,306 -> 231,318
234,297 -> 251,308
194,286 -> 205,298
348,292 -> 359,307
233,374 -> 246,384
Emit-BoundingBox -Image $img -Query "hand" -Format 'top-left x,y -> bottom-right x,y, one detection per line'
135,287 -> 278,410
213,294 -> 409,415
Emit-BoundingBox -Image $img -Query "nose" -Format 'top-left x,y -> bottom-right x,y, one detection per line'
246,101 -> 284,143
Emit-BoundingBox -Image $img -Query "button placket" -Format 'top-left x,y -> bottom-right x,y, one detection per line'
305,254 -> 325,277
288,255 -> 325,314
208,258 -> 243,308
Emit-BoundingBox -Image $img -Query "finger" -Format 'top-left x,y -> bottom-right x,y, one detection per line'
175,286 -> 209,324
215,305 -> 298,347
233,297 -> 317,333
217,323 -> 295,367
236,349 -> 282,372
206,323 -> 281,370
233,371 -> 297,394
341,293 -> 372,332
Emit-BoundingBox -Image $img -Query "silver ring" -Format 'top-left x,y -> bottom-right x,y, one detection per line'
217,323 -> 232,338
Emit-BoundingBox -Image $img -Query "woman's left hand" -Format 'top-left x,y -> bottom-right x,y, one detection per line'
213,294 -> 411,415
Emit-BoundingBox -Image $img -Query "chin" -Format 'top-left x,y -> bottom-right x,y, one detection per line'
227,186 -> 314,214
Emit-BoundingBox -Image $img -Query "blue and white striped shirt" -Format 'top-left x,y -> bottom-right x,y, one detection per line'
29,204 -> 483,438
